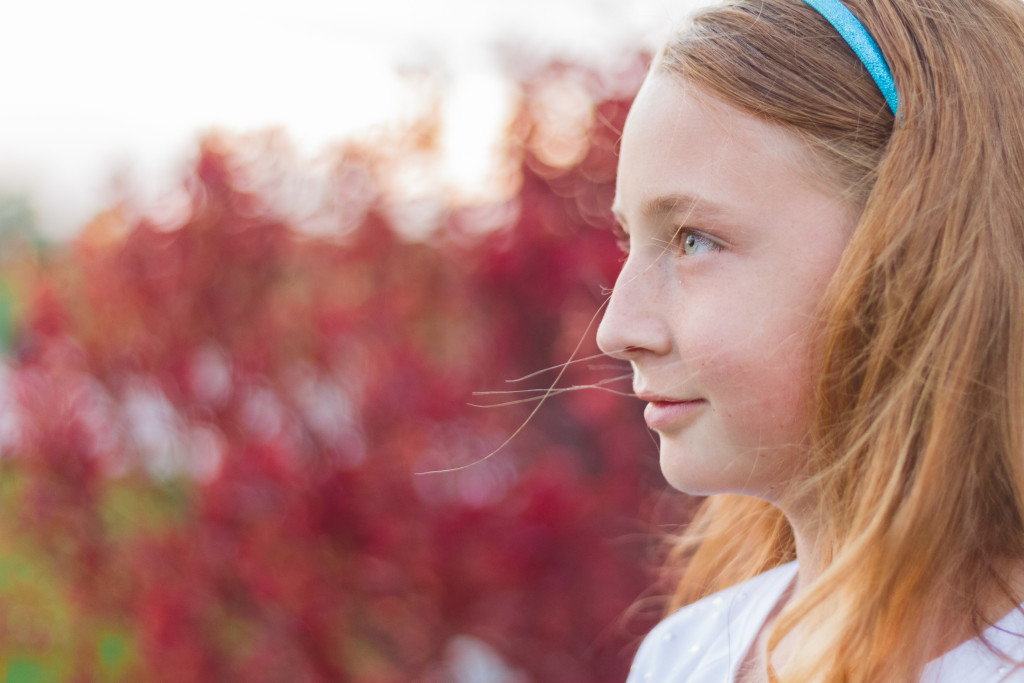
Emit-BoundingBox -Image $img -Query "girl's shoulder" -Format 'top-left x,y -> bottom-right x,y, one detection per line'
925,605 -> 1024,682
626,561 -> 798,683
627,559 -> 1024,682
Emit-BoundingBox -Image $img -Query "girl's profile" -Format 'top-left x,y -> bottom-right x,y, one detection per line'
598,0 -> 1024,680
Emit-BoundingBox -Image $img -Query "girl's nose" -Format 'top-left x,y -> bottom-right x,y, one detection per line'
596,254 -> 673,360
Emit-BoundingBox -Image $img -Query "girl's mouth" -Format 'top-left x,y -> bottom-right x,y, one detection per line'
643,399 -> 706,431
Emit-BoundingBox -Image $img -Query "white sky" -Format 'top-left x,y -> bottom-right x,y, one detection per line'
1,0 -> 698,239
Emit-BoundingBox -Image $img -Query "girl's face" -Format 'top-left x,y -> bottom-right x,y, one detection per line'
597,73 -> 857,500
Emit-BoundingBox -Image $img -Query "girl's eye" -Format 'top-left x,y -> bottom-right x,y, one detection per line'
680,231 -> 718,256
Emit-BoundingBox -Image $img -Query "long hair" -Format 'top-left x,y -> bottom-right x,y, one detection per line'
657,0 -> 1024,679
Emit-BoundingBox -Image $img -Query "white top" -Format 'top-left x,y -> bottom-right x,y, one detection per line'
627,561 -> 1024,682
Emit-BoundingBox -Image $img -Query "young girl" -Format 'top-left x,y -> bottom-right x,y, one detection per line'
597,0 -> 1024,680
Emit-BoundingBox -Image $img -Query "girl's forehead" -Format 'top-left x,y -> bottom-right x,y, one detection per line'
619,76 -> 802,198
616,72 -> 851,218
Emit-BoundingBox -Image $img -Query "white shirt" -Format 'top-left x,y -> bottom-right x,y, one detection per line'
627,561 -> 1024,682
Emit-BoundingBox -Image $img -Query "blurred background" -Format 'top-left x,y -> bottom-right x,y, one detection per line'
0,0 -> 704,680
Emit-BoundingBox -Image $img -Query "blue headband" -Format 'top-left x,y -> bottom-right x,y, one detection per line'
799,0 -> 899,115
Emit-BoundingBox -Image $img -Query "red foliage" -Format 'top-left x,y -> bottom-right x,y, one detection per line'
4,58 -> 691,681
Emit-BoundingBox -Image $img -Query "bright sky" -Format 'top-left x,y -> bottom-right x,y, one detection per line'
1,0 -> 698,239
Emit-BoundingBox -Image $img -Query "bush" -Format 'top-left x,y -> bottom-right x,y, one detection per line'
0,57 -> 688,682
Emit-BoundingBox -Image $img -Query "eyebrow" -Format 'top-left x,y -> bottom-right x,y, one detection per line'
611,193 -> 730,227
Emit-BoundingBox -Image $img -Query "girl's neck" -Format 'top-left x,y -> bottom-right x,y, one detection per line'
778,497 -> 824,594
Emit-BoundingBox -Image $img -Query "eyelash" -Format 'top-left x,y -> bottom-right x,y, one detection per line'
611,222 -> 630,256
612,221 -> 721,259
674,229 -> 720,256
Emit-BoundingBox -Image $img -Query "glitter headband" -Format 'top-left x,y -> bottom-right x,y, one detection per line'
800,0 -> 899,115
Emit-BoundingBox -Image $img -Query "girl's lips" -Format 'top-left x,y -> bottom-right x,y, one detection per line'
643,399 -> 706,431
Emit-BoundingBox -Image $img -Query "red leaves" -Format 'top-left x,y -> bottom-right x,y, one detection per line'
2,60 -> 681,681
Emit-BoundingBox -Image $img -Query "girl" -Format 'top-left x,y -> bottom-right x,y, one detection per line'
597,0 -> 1024,680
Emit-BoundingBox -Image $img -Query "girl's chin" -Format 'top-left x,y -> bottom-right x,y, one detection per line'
658,447 -> 784,499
